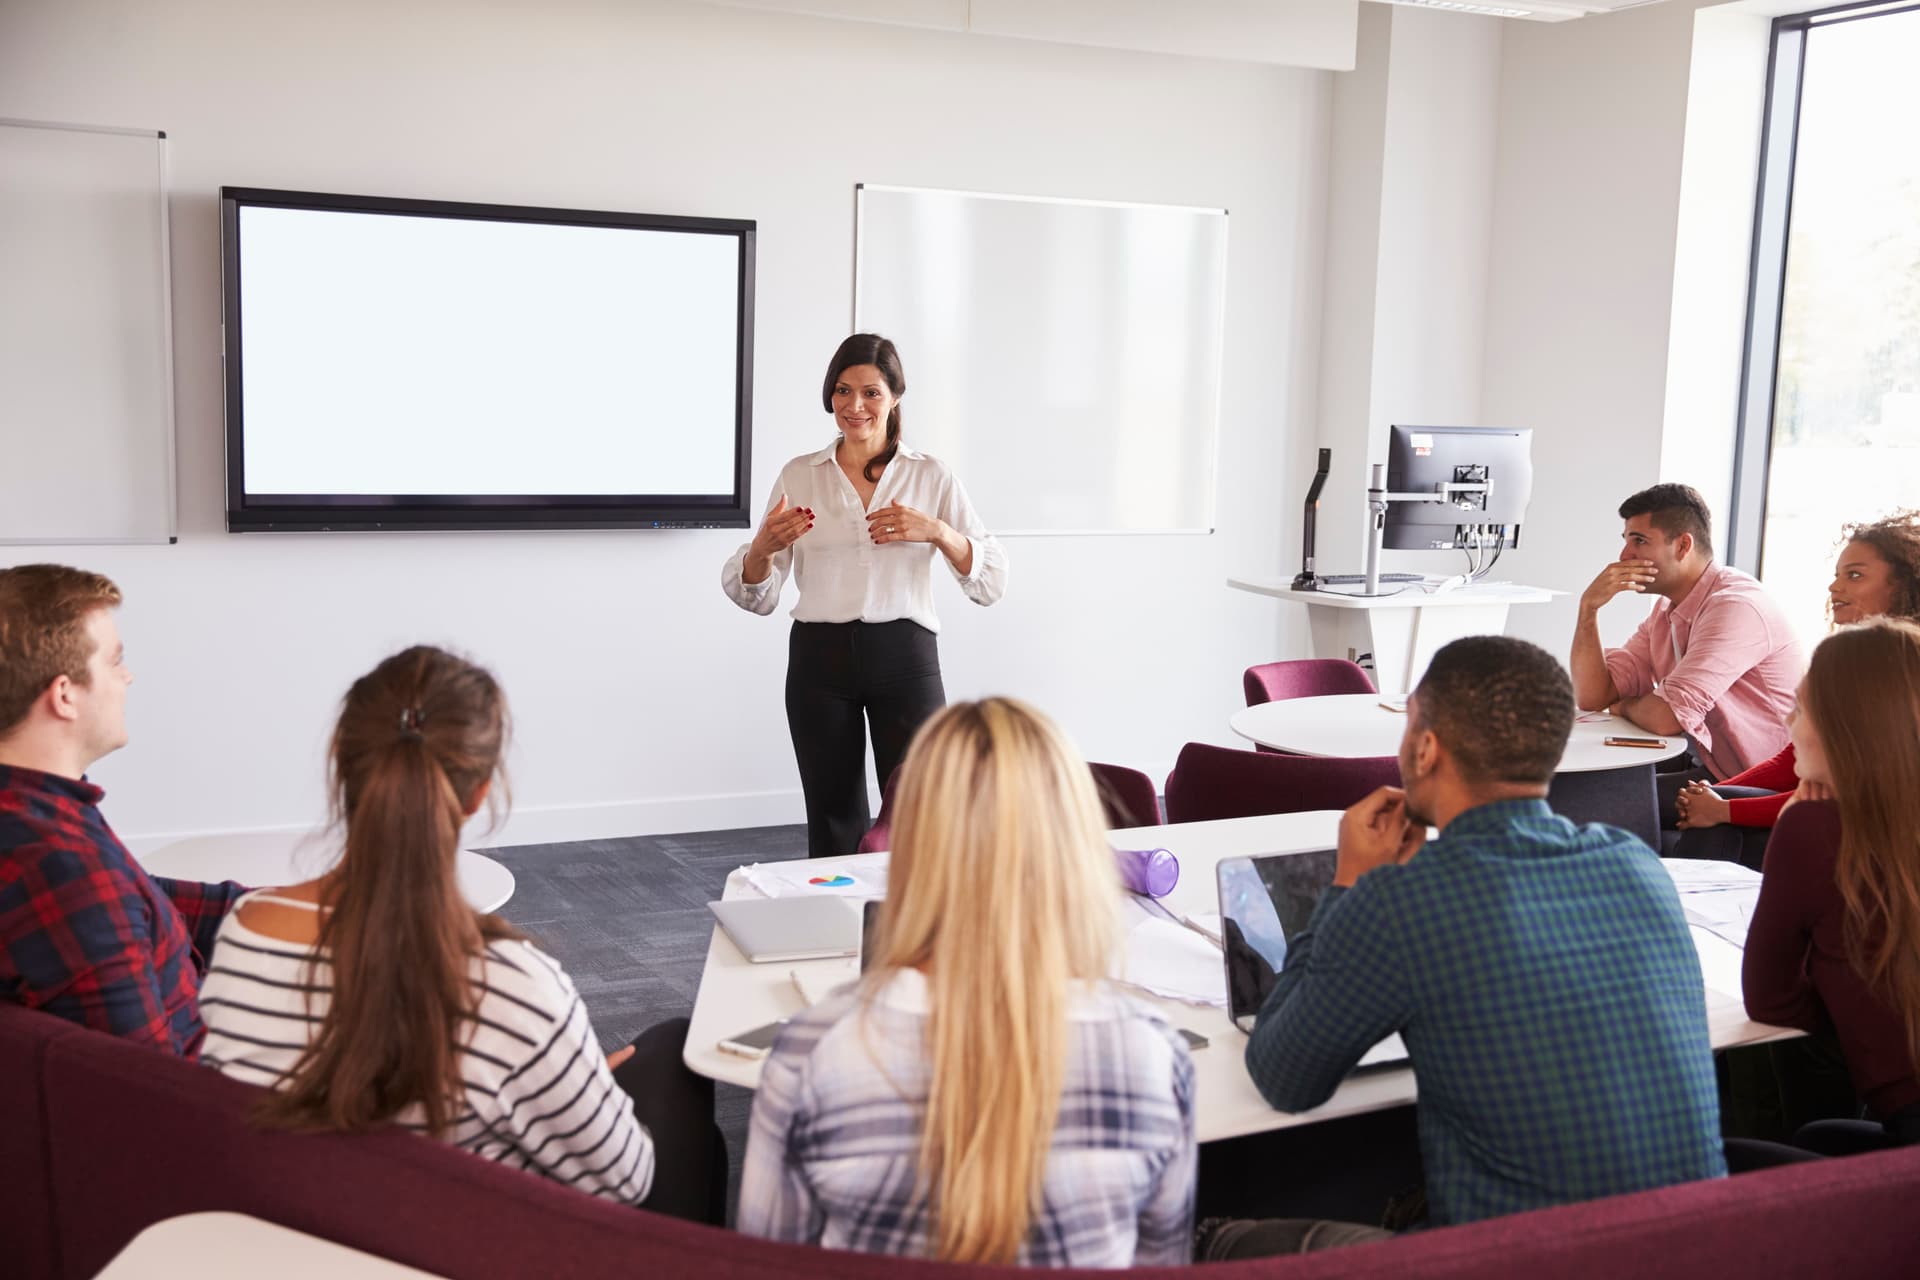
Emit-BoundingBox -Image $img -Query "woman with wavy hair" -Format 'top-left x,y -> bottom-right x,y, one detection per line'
198,646 -> 725,1220
1677,509 -> 1920,866
1743,617 -> 1920,1153
738,697 -> 1196,1265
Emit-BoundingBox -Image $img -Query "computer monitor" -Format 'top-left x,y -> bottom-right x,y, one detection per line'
1383,426 -> 1533,552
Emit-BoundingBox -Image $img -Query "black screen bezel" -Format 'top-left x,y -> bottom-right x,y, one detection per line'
219,186 -> 756,533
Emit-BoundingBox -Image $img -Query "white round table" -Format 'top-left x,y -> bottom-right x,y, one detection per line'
138,831 -> 516,913
1230,693 -> 1689,772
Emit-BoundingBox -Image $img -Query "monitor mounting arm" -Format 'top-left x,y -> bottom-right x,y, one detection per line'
1359,463 -> 1493,597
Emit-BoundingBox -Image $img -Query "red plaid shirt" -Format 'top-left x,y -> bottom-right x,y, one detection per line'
0,763 -> 243,1056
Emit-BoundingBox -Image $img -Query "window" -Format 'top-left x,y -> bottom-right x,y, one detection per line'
1731,1 -> 1920,647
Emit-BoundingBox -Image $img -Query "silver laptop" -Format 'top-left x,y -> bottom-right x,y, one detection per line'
1216,850 -> 1409,1070
709,896 -> 864,964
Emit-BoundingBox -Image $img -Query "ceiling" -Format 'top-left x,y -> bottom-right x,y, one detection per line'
1365,0 -> 1675,22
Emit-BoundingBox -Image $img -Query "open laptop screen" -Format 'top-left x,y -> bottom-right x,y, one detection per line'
1217,850 -> 1409,1069
1217,849 -> 1338,1032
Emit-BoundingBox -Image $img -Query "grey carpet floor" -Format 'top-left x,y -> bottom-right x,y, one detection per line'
487,823 -> 809,1221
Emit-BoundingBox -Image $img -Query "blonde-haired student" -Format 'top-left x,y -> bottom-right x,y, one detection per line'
737,697 -> 1196,1266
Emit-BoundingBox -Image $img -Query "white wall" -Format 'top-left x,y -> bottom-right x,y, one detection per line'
1479,0 -> 1718,651
1310,4 -> 1504,575
0,0 -> 1327,848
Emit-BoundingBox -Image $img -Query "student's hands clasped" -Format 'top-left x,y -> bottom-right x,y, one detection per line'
1334,786 -> 1426,888
1674,780 -> 1729,829
1580,560 -> 1659,613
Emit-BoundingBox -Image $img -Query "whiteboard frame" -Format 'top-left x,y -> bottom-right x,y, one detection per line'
852,183 -> 1226,538
0,118 -> 178,546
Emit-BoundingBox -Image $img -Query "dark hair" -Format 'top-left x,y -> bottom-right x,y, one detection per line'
821,333 -> 906,484
1618,483 -> 1714,558
0,564 -> 122,737
1841,509 -> 1920,621
260,645 -> 518,1137
1412,636 -> 1574,785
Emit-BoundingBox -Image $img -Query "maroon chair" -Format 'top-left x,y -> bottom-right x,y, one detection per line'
856,767 -> 903,854
1243,659 -> 1376,707
12,1001 -> 1920,1278
862,761 -> 1160,850
1089,761 -> 1163,829
1163,742 -> 1401,824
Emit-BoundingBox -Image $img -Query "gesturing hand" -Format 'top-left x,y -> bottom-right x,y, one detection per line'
1580,560 -> 1659,614
750,495 -> 813,560
867,502 -> 947,547
1334,787 -> 1426,888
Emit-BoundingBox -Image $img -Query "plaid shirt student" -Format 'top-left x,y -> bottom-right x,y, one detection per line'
1,763 -> 243,1055
1246,798 -> 1727,1226
739,969 -> 1197,1266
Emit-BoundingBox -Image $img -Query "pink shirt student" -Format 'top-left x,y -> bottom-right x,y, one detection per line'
1602,561 -> 1805,780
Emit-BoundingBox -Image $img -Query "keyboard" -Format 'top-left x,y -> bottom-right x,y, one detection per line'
1315,573 -> 1423,585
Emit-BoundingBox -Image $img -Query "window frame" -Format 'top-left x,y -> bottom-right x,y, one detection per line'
1728,0 -> 1920,571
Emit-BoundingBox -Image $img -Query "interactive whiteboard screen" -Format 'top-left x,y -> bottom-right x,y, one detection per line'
222,188 -> 755,531
854,185 -> 1226,534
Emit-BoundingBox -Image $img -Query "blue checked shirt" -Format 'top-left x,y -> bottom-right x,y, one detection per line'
738,969 -> 1196,1266
1245,798 -> 1726,1225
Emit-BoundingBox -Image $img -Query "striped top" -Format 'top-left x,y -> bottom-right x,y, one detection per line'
739,969 -> 1196,1266
198,891 -> 653,1205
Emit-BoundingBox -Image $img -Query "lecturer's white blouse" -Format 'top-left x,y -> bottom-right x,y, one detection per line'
721,440 -> 1007,633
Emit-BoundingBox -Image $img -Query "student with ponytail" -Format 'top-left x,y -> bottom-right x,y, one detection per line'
1743,618 -> 1920,1153
197,647 -> 725,1221
722,334 -> 1008,858
737,697 -> 1196,1265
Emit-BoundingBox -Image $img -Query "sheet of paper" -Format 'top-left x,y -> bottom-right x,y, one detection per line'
1118,918 -> 1228,1007
741,853 -> 889,900
1690,925 -> 1748,1004
1682,889 -> 1758,948
1660,859 -> 1761,892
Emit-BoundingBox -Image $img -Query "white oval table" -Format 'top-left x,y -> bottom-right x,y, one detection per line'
1230,693 -> 1690,772
138,831 -> 515,914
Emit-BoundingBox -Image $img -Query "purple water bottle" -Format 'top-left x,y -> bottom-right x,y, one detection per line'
1114,846 -> 1180,898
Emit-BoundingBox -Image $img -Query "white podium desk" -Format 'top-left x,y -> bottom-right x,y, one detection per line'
95,1212 -> 445,1278
1229,576 -> 1559,695
683,810 -> 1790,1146
1231,694 -> 1689,773
138,832 -> 516,914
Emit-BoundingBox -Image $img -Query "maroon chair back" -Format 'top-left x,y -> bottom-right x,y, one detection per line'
1163,742 -> 1401,824
864,761 -> 1161,850
1243,659 -> 1377,707
14,1000 -> 1920,1278
1089,761 -> 1162,829
856,767 -> 903,854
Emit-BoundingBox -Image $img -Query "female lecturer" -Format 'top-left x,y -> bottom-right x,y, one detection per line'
722,334 -> 1007,858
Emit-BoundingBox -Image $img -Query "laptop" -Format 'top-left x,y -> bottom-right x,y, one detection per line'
708,896 -> 864,963
1216,850 -> 1409,1070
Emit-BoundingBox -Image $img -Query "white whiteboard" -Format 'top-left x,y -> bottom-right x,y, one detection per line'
854,184 -> 1226,535
0,120 -> 175,545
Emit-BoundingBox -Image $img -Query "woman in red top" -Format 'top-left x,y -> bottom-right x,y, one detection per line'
1674,511 -> 1920,866
1742,618 -> 1920,1152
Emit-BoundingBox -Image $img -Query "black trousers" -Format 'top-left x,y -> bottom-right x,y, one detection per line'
610,1016 -> 728,1225
786,620 -> 946,859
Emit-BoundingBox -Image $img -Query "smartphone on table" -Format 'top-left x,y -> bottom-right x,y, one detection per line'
717,1019 -> 789,1060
